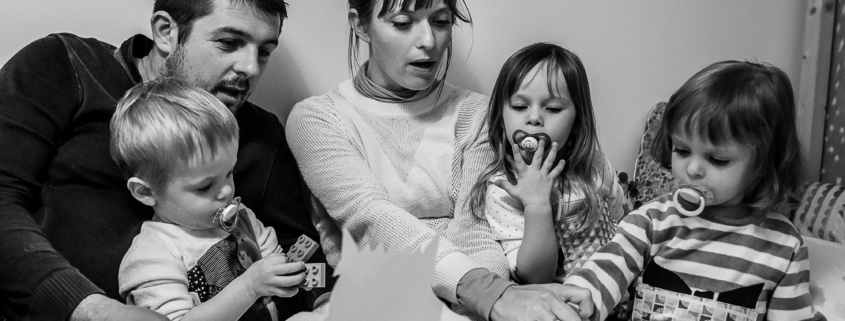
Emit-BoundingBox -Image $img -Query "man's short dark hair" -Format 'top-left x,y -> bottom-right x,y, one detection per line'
154,0 -> 289,44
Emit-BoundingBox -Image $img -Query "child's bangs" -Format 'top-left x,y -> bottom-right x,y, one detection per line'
501,57 -> 561,102
542,59 -> 570,99
669,99 -> 759,148
172,126 -> 235,167
171,109 -> 238,166
140,95 -> 238,185
379,0 -> 470,22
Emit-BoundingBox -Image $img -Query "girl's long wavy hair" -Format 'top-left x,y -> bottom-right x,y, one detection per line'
468,43 -> 602,233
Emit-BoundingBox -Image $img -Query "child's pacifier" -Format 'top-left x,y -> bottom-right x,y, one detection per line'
512,130 -> 552,153
213,196 -> 241,232
672,181 -> 714,217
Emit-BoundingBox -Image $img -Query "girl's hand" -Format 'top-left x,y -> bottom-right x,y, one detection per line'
242,253 -> 306,299
496,140 -> 566,209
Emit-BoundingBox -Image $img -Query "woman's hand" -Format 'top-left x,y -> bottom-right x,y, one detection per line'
496,140 -> 565,210
490,284 -> 594,321
242,253 -> 306,299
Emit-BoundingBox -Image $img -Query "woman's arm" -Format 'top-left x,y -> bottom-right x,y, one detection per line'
446,90 -> 513,280
285,94 -> 482,303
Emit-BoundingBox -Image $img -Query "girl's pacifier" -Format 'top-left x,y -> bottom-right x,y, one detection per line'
672,182 -> 714,217
213,196 -> 241,232
512,130 -> 552,153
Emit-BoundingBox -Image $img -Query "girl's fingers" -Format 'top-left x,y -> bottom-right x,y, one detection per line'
494,178 -> 518,197
532,139 -> 546,166
549,159 -> 566,178
541,142 -> 559,172
511,143 -> 527,171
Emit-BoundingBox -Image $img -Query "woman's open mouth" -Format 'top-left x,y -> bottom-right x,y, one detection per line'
409,60 -> 436,71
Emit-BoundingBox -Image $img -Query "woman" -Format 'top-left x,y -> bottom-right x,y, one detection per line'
286,1 -> 591,320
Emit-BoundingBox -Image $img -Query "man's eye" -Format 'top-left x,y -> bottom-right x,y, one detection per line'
218,39 -> 238,50
392,21 -> 412,29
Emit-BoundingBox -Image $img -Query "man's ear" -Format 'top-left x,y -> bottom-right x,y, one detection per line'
348,9 -> 370,43
150,10 -> 180,55
127,177 -> 157,207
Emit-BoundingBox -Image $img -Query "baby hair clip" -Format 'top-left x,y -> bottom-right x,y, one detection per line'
672,182 -> 713,217
213,196 -> 241,232
512,130 -> 552,153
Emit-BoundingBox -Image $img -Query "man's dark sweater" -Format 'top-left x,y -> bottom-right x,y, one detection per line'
0,33 -> 331,321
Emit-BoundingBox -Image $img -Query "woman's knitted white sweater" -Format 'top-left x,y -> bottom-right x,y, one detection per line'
286,80 -> 510,305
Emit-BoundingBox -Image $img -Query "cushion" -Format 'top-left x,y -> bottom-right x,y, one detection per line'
632,102 -> 675,206
791,182 -> 845,244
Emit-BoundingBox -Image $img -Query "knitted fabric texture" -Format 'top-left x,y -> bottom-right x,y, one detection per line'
286,80 -> 510,305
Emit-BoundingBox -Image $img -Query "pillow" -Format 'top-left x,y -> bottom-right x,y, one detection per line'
791,182 -> 845,244
632,102 -> 675,206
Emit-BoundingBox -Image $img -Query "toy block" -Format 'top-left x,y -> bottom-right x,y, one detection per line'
287,234 -> 319,263
300,263 -> 325,290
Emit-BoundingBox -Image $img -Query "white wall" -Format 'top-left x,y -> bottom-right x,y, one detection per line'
2,0 -> 807,175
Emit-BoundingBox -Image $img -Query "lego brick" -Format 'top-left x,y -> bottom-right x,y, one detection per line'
287,234 -> 319,263
300,263 -> 325,290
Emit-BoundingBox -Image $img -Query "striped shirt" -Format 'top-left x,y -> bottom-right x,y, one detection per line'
565,194 -> 818,321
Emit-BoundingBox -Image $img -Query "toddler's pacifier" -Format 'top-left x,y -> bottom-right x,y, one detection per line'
512,130 -> 552,153
213,196 -> 241,232
672,182 -> 714,217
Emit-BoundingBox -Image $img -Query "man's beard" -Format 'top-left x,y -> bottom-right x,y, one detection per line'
163,46 -> 251,113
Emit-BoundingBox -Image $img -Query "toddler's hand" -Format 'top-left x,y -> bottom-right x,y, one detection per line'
242,253 -> 306,299
496,140 -> 565,209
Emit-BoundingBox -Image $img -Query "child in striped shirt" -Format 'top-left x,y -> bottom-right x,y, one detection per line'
565,61 -> 822,321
